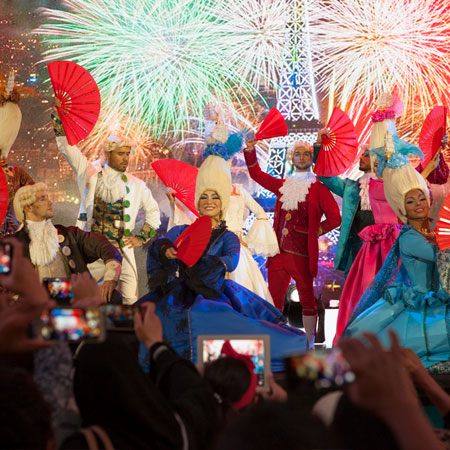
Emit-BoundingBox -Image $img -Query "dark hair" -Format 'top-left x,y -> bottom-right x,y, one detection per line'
329,393 -> 399,449
0,365 -> 53,449
216,400 -> 331,450
203,356 -> 251,409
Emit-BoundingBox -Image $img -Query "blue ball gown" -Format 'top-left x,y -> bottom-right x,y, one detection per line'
344,226 -> 450,368
139,223 -> 307,373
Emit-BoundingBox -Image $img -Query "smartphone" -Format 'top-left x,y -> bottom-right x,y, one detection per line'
0,242 -> 13,274
39,308 -> 105,342
197,334 -> 270,391
103,304 -> 136,331
43,278 -> 73,303
284,349 -> 355,390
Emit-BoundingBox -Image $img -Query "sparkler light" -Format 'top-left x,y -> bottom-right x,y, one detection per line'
38,0 -> 255,139
37,0 -> 288,139
310,0 -> 450,139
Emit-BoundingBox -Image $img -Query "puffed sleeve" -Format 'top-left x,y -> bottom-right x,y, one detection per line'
241,187 -> 279,257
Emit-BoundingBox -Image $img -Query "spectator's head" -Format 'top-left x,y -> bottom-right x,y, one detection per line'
0,365 -> 53,449
14,182 -> 53,223
203,356 -> 255,414
216,400 -> 330,450
329,393 -> 399,449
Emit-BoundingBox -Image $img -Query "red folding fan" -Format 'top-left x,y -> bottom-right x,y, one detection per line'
436,192 -> 450,250
419,106 -> 447,169
151,159 -> 200,217
0,169 -> 8,227
174,216 -> 212,267
255,107 -> 288,141
47,61 -> 101,146
314,107 -> 358,177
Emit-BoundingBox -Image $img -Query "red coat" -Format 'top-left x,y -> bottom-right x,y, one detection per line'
244,148 -> 341,277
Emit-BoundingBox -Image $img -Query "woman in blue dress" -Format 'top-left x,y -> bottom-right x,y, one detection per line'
140,132 -> 307,373
344,135 -> 450,369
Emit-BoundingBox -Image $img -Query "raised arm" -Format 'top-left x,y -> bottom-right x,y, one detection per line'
51,112 -> 89,179
243,140 -> 283,195
313,137 -> 346,197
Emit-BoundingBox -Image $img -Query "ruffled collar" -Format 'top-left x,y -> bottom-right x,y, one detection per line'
358,172 -> 376,211
279,170 -> 316,211
96,165 -> 127,203
26,219 -> 60,267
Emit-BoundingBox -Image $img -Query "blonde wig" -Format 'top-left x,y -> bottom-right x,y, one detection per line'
14,182 -> 48,223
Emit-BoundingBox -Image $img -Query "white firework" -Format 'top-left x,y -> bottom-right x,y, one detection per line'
309,0 -> 450,118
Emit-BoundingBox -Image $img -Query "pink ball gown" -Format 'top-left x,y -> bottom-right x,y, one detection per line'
333,179 -> 402,344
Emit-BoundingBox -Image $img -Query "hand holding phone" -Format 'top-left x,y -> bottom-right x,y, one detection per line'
103,304 -> 136,331
39,308 -> 105,342
43,278 -> 73,303
284,348 -> 355,390
0,242 -> 13,274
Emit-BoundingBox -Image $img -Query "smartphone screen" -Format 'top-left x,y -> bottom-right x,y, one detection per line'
43,278 -> 73,302
0,243 -> 13,274
40,308 -> 104,342
284,349 -> 355,389
103,305 -> 135,331
201,338 -> 267,388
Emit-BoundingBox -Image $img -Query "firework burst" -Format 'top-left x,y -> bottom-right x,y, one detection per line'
37,0 -> 273,139
310,0 -> 450,138
212,0 -> 288,89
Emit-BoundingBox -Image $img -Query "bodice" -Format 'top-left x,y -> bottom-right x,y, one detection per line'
369,179 -> 398,224
399,230 -> 439,291
225,188 -> 246,233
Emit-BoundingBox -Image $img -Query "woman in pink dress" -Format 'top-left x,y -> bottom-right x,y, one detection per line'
333,177 -> 401,344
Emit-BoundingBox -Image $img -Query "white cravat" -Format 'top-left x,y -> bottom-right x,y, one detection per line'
96,165 -> 127,204
358,172 -> 376,211
27,219 -> 60,266
279,170 -> 317,211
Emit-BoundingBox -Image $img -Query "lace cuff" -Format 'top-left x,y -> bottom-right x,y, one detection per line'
244,218 -> 279,257
51,112 -> 65,137
104,259 -> 121,282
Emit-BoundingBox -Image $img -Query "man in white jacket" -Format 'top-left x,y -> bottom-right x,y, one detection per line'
52,111 -> 160,304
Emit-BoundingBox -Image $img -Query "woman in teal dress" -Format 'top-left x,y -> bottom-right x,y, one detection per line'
344,136 -> 450,369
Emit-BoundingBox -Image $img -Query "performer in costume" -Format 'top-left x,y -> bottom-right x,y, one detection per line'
139,135 -> 308,372
13,183 -> 122,303
344,137 -> 450,369
313,140 -> 377,278
333,96 -> 449,343
51,109 -> 160,304
166,120 -> 278,304
333,169 -> 401,343
244,139 -> 341,345
0,71 -> 36,236
168,183 -> 278,305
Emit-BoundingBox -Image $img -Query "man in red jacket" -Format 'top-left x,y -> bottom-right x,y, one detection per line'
244,140 -> 341,345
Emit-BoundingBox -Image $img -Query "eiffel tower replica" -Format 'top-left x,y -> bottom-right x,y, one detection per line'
257,0 -> 322,201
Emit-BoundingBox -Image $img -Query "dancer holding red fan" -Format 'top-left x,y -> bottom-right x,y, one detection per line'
49,62 -> 160,304
244,129 -> 341,346
139,126 -> 307,372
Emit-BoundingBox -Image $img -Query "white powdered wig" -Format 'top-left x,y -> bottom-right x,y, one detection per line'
0,102 -> 22,160
195,155 -> 232,216
14,182 -> 48,223
383,164 -> 429,223
103,135 -> 134,153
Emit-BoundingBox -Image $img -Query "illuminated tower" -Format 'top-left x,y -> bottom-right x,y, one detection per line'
258,0 -> 321,196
